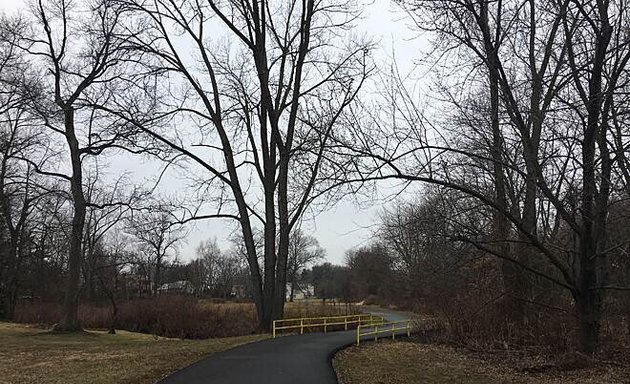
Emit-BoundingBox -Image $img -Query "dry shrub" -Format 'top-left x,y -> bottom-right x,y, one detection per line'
114,296 -> 259,338
274,301 -> 363,334
433,291 -> 580,352
13,302 -> 60,325
284,301 -> 359,319
14,296 -> 258,338
14,297 -> 361,339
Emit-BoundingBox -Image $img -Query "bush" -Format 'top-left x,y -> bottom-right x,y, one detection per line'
14,296 -> 258,338
14,297 -> 360,339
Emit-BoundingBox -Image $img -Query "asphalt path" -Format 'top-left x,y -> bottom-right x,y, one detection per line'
158,308 -> 410,384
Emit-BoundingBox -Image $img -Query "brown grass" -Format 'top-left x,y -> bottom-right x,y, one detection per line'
334,340 -> 629,384
283,300 -> 359,319
0,322 -> 267,384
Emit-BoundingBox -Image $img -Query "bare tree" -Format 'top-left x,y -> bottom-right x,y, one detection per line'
0,15 -> 55,319
81,173 -> 139,302
345,243 -> 394,300
339,0 -> 630,353
191,238 -> 247,298
128,204 -> 187,295
3,0 -> 148,331
193,238 -> 222,296
109,0 -> 373,329
286,229 -> 325,301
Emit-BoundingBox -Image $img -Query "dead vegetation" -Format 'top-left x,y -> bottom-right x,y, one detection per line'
13,297 -> 358,339
334,339 -> 630,384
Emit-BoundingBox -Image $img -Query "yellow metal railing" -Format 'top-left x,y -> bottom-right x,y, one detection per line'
272,314 -> 385,338
356,319 -> 412,345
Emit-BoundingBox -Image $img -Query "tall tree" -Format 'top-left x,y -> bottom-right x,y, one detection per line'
112,0 -> 372,329
343,0 -> 630,353
6,0 -> 138,331
0,18 -> 50,318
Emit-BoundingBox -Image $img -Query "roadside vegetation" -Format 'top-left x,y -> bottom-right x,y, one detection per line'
0,322 -> 267,384
334,339 -> 630,384
12,297 -> 358,339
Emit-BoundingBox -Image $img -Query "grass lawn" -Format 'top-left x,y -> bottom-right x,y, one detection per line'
334,340 -> 628,384
0,322 -> 268,384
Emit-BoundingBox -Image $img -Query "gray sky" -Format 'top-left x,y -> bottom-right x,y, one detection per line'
0,0 -> 427,265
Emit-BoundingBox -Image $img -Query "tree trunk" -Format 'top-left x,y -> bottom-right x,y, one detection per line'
273,153 -> 290,321
574,2 -> 612,352
153,256 -> 162,296
54,107 -> 85,332
6,251 -> 19,320
479,1 -> 526,329
262,182 -> 277,331
576,282 -> 600,354
232,194 -> 265,329
1,241 -> 19,320
289,281 -> 295,302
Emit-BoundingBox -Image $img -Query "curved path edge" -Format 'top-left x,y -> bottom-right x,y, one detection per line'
157,308 -> 411,384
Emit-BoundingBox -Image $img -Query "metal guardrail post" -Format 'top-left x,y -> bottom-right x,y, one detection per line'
407,320 -> 411,337
300,319 -> 304,335
273,320 -> 276,338
356,325 -> 361,345
324,318 -> 327,333
374,325 -> 378,342
344,317 -> 348,331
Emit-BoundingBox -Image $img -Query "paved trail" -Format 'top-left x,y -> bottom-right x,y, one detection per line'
158,309 -> 409,384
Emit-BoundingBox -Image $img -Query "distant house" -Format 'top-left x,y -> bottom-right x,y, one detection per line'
286,283 -> 315,301
158,280 -> 194,295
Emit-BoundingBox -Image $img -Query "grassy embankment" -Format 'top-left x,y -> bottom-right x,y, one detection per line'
0,322 -> 267,384
334,339 -> 629,384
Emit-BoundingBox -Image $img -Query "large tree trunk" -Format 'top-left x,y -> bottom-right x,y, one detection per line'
576,260 -> 601,355
0,241 -> 19,320
261,156 -> 277,331
5,246 -> 19,320
273,153 -> 290,321
479,1 -> 526,329
55,108 -> 85,332
574,3 -> 612,352
0,167 -> 24,320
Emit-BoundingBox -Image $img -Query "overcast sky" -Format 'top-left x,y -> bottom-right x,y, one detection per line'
0,0 -> 427,265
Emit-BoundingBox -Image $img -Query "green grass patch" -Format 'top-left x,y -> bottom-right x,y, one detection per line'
0,322 -> 267,384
